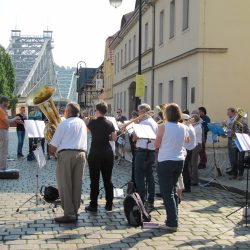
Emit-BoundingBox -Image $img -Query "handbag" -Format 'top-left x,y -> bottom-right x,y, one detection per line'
40,185 -> 59,203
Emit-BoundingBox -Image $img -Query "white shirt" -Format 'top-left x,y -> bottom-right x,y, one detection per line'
50,117 -> 87,152
135,117 -> 158,150
184,124 -> 196,150
193,123 -> 202,145
158,122 -> 188,162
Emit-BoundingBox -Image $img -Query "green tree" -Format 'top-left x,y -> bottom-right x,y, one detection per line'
0,44 -> 17,109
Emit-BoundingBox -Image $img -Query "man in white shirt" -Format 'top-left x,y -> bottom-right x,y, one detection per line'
182,114 -> 196,192
49,102 -> 87,223
133,103 -> 158,212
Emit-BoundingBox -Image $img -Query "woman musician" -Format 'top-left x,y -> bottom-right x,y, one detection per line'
85,102 -> 117,212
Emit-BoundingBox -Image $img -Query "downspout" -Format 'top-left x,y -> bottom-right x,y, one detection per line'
201,0 -> 206,105
151,2 -> 156,108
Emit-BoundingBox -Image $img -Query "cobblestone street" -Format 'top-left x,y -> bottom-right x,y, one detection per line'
1,129 -> 250,250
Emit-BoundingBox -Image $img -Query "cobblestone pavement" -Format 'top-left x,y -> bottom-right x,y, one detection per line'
0,129 -> 250,250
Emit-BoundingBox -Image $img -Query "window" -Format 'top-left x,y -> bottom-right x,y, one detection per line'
181,77 -> 188,110
120,92 -> 122,110
124,43 -> 127,64
124,91 -> 126,112
117,93 -> 119,110
114,93 -> 116,110
158,83 -> 163,104
121,49 -> 123,68
168,80 -> 174,102
191,87 -> 195,104
144,86 -> 148,103
144,22 -> 149,51
133,34 -> 136,58
183,0 -> 189,30
159,10 -> 164,45
114,54 -> 117,74
170,0 -> 175,39
117,52 -> 120,72
128,39 -> 131,62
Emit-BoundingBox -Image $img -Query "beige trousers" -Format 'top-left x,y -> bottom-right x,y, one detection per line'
0,129 -> 8,170
56,150 -> 86,217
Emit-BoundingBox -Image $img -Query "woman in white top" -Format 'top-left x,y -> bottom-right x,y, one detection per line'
190,114 -> 203,185
155,103 -> 189,231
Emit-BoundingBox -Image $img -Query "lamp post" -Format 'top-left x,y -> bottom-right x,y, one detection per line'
75,61 -> 87,107
109,0 -> 142,110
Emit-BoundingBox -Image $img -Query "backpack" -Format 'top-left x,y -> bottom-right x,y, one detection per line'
40,185 -> 59,203
123,192 -> 151,227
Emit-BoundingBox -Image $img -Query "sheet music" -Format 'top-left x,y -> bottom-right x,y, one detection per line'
33,147 -> 46,169
105,116 -> 119,131
235,133 -> 250,151
133,124 -> 156,140
123,121 -> 135,135
24,120 -> 45,138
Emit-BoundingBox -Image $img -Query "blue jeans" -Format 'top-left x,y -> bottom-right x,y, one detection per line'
157,160 -> 184,227
134,151 -> 155,203
17,131 -> 25,155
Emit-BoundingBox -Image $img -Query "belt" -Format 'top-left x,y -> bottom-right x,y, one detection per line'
58,149 -> 86,154
136,147 -> 155,152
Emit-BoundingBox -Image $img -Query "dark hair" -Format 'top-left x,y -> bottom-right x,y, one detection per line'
67,102 -> 80,117
198,107 -> 207,115
96,101 -> 108,115
0,96 -> 9,104
227,107 -> 236,113
165,103 -> 182,122
117,108 -> 122,113
182,109 -> 190,115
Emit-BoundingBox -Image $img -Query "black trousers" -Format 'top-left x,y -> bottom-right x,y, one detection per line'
183,150 -> 192,191
88,148 -> 114,207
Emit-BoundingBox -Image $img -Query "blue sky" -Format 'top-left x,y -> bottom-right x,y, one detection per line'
0,0 -> 135,67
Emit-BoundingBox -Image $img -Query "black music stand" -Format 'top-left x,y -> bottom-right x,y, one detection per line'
200,123 -> 227,190
16,120 -> 46,212
226,133 -> 250,227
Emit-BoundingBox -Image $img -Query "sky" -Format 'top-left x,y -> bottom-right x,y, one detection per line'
0,0 -> 136,68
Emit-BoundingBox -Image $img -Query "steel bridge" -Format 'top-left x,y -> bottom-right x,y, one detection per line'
7,30 -> 69,102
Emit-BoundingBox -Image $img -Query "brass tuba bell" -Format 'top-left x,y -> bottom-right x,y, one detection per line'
26,86 -> 61,142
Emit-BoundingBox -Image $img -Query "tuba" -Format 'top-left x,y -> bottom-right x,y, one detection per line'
26,86 -> 61,142
231,108 -> 248,138
156,103 -> 168,124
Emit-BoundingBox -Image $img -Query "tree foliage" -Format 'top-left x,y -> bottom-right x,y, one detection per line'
0,44 -> 17,109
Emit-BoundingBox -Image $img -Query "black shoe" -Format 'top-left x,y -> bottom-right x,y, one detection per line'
226,170 -> 234,175
105,203 -> 113,211
146,201 -> 154,213
17,153 -> 24,158
198,163 -> 206,169
54,216 -> 77,223
85,205 -> 97,212
115,156 -> 118,160
191,183 -> 198,186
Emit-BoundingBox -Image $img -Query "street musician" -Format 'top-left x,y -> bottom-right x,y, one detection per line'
133,103 -> 158,212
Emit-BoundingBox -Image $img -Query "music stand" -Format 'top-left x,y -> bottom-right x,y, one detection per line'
16,120 -> 46,212
226,133 -> 250,227
200,123 -> 227,190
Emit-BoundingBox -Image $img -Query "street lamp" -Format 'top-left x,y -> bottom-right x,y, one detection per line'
109,0 -> 142,110
75,60 -> 87,106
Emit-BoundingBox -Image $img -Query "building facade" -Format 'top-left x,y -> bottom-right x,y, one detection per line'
105,0 -> 250,121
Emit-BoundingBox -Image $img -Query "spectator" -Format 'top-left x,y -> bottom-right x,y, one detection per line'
16,106 -> 27,158
198,107 -> 211,169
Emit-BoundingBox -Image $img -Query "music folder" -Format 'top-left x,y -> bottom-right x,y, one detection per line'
133,124 -> 156,140
24,120 -> 45,138
105,116 -> 119,131
234,133 -> 250,152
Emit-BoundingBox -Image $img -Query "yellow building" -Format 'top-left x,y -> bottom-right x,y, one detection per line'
105,0 -> 250,121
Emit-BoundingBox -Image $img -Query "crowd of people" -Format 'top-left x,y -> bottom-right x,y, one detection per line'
0,95 -> 249,231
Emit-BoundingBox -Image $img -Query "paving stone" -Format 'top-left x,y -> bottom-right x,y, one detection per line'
1,129 -> 250,249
